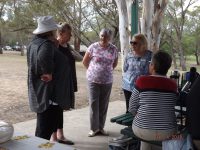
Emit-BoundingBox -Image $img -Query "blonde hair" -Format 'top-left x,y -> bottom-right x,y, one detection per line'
132,34 -> 148,50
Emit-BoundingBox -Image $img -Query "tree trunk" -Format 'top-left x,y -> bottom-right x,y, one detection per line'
0,31 -> 2,54
74,36 -> 81,51
168,27 -> 177,69
151,0 -> 168,52
20,45 -> 24,56
141,0 -> 168,52
72,0 -> 81,51
141,1 -> 153,49
126,0 -> 132,40
178,44 -> 187,71
171,48 -> 177,69
195,51 -> 199,65
195,45 -> 200,65
115,0 -> 130,70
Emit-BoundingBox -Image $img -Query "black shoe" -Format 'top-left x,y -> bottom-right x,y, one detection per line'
57,139 -> 74,145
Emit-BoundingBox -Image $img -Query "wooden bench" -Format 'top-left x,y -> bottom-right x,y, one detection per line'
110,105 -> 186,148
110,112 -> 133,126
110,71 -> 193,149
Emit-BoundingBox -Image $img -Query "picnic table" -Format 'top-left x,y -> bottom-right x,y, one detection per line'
0,132 -> 76,150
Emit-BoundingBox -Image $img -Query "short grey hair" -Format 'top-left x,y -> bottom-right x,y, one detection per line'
99,28 -> 112,38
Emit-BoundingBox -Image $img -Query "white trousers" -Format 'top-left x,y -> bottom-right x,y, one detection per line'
133,124 -> 176,150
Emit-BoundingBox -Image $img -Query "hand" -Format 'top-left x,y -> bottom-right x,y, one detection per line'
40,74 -> 52,82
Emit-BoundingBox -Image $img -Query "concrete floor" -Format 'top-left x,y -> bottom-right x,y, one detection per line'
14,100 -> 126,150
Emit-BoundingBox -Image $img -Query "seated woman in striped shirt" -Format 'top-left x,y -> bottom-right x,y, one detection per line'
129,51 -> 178,150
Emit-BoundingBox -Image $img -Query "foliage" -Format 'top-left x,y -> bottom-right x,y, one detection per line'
160,0 -> 200,70
0,0 -> 200,63
0,0 -> 119,48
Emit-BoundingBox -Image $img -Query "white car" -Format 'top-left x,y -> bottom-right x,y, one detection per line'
3,46 -> 13,51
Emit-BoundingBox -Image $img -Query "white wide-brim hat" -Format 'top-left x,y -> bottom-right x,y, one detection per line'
33,16 -> 60,35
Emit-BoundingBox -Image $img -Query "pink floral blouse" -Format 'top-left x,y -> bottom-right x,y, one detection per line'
86,42 -> 118,84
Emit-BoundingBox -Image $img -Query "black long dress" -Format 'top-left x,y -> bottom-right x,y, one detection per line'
52,47 -> 75,110
58,44 -> 77,109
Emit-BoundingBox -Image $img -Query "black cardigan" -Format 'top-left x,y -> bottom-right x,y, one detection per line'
59,44 -> 78,92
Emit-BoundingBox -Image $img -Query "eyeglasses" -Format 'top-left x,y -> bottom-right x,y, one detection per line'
130,41 -> 138,45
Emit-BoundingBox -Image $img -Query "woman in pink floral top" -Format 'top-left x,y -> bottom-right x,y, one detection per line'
83,28 -> 118,137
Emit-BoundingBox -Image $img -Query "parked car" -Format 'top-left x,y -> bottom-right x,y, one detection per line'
12,45 -> 21,51
3,46 -> 13,51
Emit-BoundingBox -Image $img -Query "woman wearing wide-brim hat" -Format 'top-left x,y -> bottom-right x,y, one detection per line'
27,16 -> 62,140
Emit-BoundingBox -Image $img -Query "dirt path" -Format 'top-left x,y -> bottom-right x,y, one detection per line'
0,51 -> 124,124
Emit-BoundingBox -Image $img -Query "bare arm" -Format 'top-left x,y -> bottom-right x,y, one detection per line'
71,50 -> 83,62
82,52 -> 91,69
68,44 -> 83,62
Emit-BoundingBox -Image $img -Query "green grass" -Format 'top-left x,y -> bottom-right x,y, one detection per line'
170,55 -> 200,73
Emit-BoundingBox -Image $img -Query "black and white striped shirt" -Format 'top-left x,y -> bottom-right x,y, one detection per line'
129,75 -> 178,130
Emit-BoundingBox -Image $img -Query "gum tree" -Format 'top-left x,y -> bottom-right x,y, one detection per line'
166,0 -> 198,70
114,0 -> 168,69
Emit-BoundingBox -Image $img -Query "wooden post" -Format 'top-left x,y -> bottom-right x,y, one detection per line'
131,0 -> 138,37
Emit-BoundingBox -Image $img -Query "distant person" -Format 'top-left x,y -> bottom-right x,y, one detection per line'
122,34 -> 152,113
185,67 -> 199,85
50,22 -> 82,145
27,16 -> 61,140
129,51 -> 178,150
82,28 -> 118,137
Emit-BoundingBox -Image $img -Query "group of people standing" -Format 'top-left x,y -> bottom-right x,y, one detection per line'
27,15 -> 118,144
27,15 -> 178,150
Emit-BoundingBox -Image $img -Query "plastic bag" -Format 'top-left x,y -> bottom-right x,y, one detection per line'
109,136 -> 140,150
0,121 -> 14,143
162,134 -> 193,150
